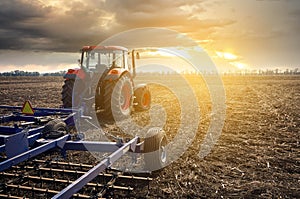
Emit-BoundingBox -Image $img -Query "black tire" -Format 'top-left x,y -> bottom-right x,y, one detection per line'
103,75 -> 133,120
103,81 -> 114,119
61,79 -> 74,108
95,84 -> 103,110
144,127 -> 168,171
134,85 -> 151,111
61,79 -> 85,108
42,119 -> 68,139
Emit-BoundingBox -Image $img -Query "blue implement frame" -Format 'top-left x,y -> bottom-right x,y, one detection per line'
0,104 -> 144,199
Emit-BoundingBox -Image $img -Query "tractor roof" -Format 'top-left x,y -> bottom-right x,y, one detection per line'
81,46 -> 128,52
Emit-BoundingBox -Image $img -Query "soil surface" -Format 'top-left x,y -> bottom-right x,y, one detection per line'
0,75 -> 299,198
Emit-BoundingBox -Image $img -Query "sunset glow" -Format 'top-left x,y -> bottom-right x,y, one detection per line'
216,51 -> 238,60
143,50 -> 176,58
231,62 -> 247,70
215,51 -> 248,70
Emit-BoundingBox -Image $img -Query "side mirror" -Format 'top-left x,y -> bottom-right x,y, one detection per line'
136,52 -> 140,59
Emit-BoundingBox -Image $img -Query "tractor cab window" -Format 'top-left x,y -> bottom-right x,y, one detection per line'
83,50 -> 125,71
112,51 -> 124,68
86,52 -> 98,70
125,52 -> 130,70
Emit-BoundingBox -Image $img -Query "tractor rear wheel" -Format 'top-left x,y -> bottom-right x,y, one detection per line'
103,75 -> 133,120
61,79 -> 84,108
61,79 -> 74,108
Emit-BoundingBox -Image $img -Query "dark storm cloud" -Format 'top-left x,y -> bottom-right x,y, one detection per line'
105,0 -> 199,13
102,0 -> 235,49
0,0 -> 49,24
104,0 -> 233,30
0,0 -> 51,49
0,0 -> 112,51
0,0 -> 234,52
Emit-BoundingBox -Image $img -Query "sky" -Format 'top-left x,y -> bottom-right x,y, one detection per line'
0,0 -> 299,72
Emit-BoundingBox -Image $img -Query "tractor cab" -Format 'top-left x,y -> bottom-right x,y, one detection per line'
79,46 -> 132,75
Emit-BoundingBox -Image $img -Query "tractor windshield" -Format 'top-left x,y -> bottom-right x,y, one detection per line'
82,50 -> 125,71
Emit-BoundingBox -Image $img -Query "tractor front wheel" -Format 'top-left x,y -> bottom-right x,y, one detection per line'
134,85 -> 151,111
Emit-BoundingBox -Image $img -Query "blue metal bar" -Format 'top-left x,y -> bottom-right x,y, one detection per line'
0,135 -> 69,172
0,114 -> 14,123
0,126 -> 43,143
0,126 -> 22,135
0,105 -> 75,113
0,126 -> 43,144
27,126 -> 44,136
31,111 -> 73,117
27,132 -> 42,146
0,137 -> 5,145
10,115 -> 37,122
1,126 -> 46,137
0,123 -> 43,135
37,140 -> 142,153
0,132 -> 42,153
0,105 -> 23,109
62,112 -> 76,127
0,142 -> 5,153
63,141 -> 120,152
52,137 -> 139,199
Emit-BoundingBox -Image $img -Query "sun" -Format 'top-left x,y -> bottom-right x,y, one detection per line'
215,51 -> 248,70
231,62 -> 247,69
216,51 -> 238,60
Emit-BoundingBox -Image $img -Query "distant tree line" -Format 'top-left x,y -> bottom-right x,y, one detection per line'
137,68 -> 300,76
0,70 -> 66,76
223,68 -> 300,76
0,68 -> 299,77
0,70 -> 40,76
42,71 -> 66,76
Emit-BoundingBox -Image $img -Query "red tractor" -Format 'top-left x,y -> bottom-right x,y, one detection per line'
61,46 -> 151,119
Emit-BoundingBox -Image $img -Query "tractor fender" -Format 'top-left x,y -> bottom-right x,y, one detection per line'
104,68 -> 131,82
63,68 -> 86,80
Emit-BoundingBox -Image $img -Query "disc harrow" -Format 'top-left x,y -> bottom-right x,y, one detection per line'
0,102 -> 165,198
0,156 -> 152,198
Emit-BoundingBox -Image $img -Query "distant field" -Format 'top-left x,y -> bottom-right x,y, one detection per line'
0,75 -> 299,198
